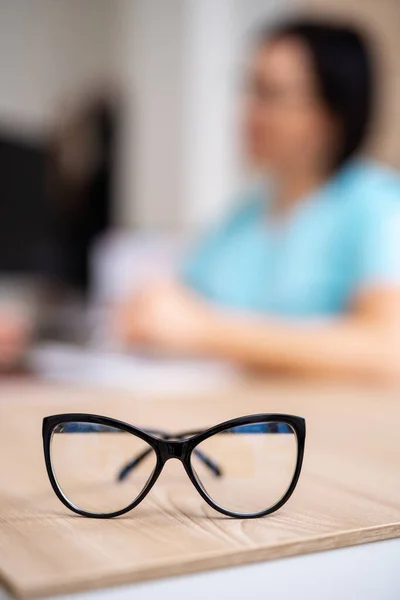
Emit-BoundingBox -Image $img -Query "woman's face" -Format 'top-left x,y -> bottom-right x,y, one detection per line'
243,37 -> 338,174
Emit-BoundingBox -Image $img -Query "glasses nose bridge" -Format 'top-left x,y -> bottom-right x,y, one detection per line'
160,439 -> 187,463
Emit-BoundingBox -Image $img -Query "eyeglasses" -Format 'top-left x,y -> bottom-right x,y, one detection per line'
43,413 -> 306,519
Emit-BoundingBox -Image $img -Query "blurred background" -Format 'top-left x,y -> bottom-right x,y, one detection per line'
1,0 -> 399,384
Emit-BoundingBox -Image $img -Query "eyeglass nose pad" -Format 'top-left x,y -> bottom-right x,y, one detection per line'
161,440 -> 185,462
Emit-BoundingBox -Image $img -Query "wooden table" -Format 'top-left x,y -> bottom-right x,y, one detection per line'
0,379 -> 399,599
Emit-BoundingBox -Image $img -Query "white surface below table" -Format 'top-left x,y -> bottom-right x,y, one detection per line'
1,538 -> 399,600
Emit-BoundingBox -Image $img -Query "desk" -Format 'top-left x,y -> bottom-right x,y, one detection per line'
0,379 -> 399,599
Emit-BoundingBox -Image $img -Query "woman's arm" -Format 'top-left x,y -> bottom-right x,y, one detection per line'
116,283 -> 400,383
204,287 -> 400,382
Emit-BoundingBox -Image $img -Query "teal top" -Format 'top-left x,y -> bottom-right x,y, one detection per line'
182,160 -> 400,317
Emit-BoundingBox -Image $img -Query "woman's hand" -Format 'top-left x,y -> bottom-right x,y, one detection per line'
114,282 -> 214,355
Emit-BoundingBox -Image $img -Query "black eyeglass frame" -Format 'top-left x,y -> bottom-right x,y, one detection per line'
43,413 -> 306,520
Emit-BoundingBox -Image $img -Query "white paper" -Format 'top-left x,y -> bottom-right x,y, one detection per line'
29,343 -> 240,396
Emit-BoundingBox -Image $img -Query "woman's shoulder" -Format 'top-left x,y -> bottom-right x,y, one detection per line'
330,159 -> 400,239
334,159 -> 400,254
337,158 -> 400,206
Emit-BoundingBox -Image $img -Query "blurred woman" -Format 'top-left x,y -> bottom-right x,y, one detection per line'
117,19 -> 400,382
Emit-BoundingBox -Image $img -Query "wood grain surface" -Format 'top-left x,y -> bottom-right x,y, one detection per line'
0,379 -> 399,598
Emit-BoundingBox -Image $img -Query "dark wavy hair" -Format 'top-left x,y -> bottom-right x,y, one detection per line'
258,19 -> 375,169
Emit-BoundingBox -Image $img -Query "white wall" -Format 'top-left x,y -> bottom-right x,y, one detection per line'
112,0 -> 185,228
0,0 -> 112,138
181,0 -> 237,229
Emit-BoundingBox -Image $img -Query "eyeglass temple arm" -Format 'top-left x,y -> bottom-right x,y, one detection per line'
117,429 -> 223,482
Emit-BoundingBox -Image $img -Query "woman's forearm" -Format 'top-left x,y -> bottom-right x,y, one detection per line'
204,312 -> 400,381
